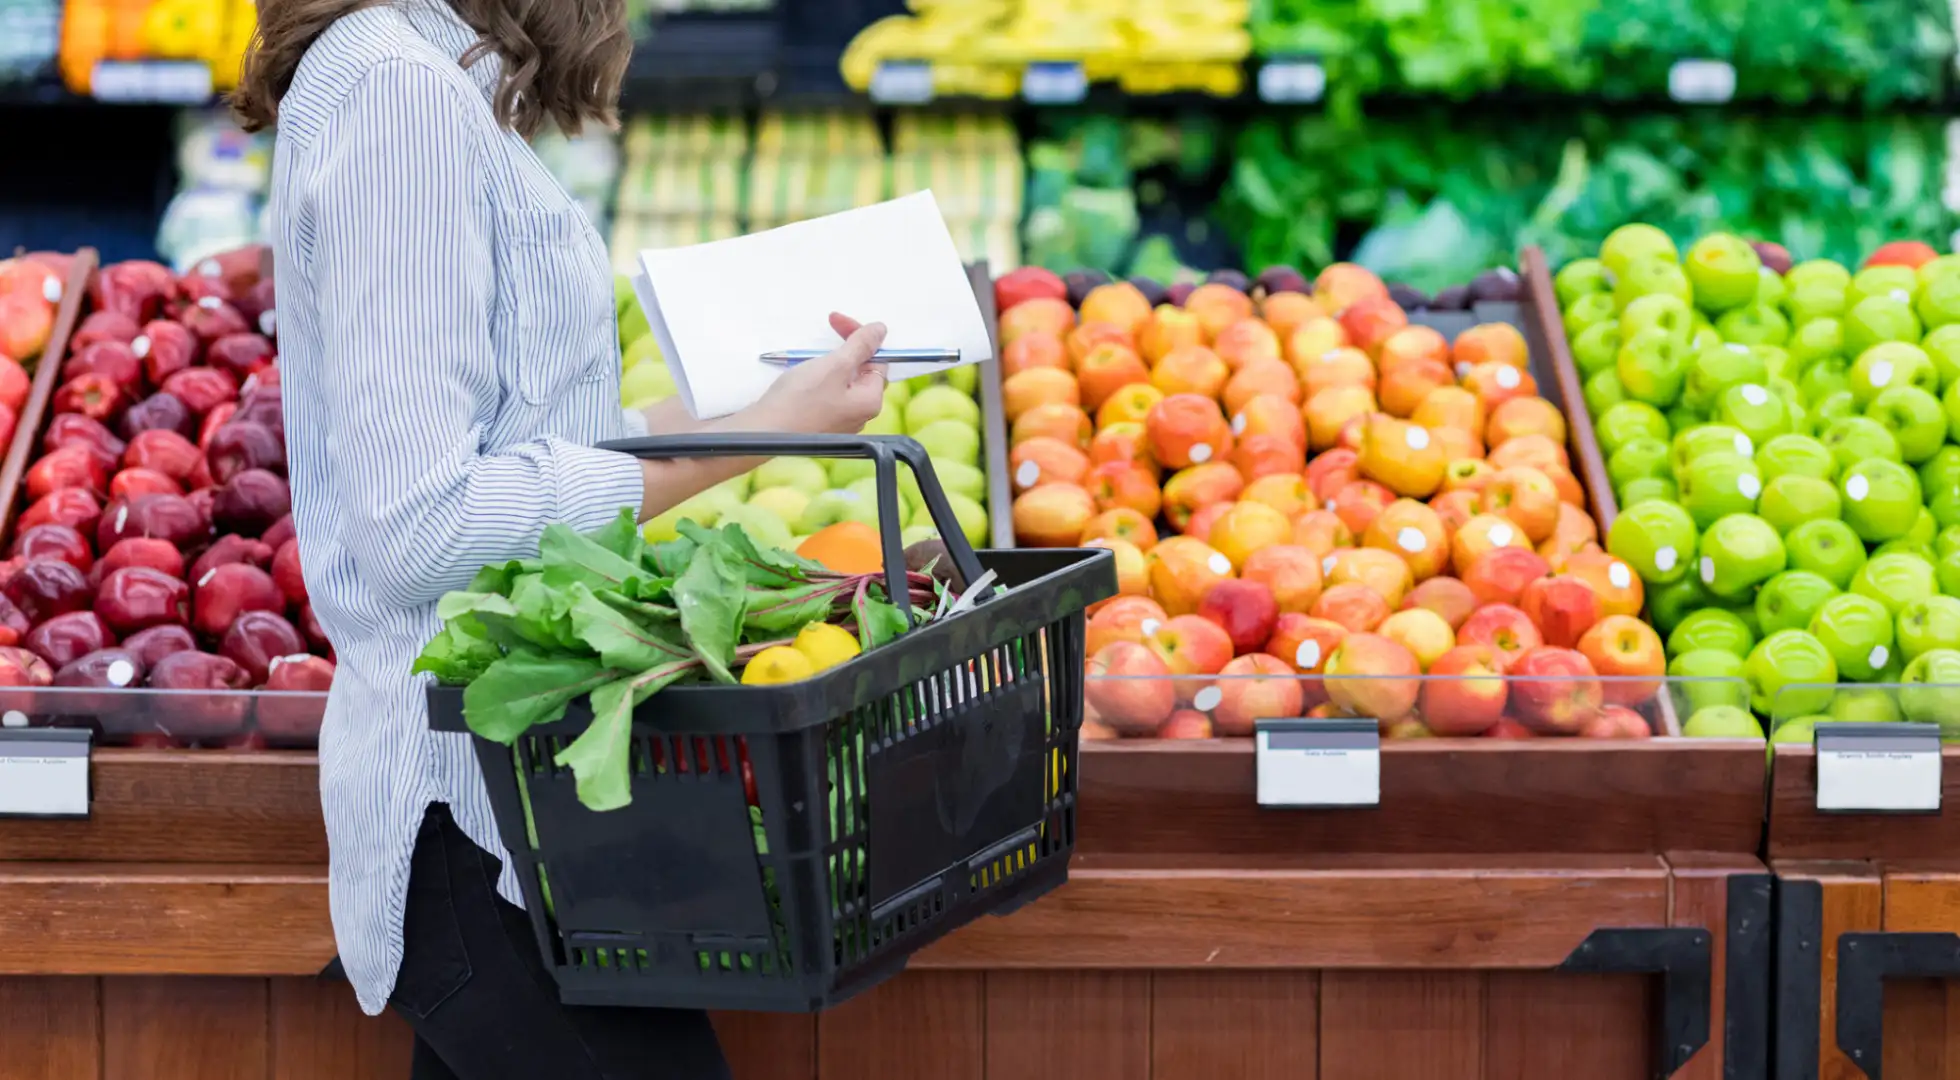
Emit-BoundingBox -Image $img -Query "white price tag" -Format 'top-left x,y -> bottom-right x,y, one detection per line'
0,729 -> 90,818
869,61 -> 934,105
1668,59 -> 1736,104
1258,60 -> 1326,104
91,60 -> 213,104
1255,719 -> 1379,808
1022,62 -> 1087,105
1816,723 -> 1943,814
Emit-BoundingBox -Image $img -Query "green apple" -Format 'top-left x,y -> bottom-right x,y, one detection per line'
640,489 -> 725,542
1682,343 -> 1768,412
1757,474 -> 1842,533
1619,293 -> 1695,345
1771,717 -> 1821,744
753,456 -> 831,496
1840,459 -> 1923,543
1683,704 -> 1766,739
620,356 -> 677,407
1679,453 -> 1764,528
1555,257 -> 1615,307
1756,433 -> 1837,481
845,477 -> 912,527
1809,592 -> 1895,680
903,385 -> 980,432
1757,570 -> 1840,636
621,333 -> 661,373
1668,609 -> 1757,657
1614,257 -> 1693,310
1941,379 -> 1960,445
1607,498 -> 1699,585
1787,317 -> 1845,369
1594,401 -> 1671,457
1785,280 -> 1848,326
1899,649 -> 1960,733
1788,258 -> 1853,291
1756,564 -> 1842,635
1672,424 -> 1755,475
1796,355 -> 1850,403
1842,294 -> 1923,357
1618,477 -> 1677,507
1925,448 -> 1960,499
1666,405 -> 1706,434
1728,600 -> 1764,642
1698,513 -> 1786,599
1714,303 -> 1791,346
1938,548 -> 1960,596
1572,322 -> 1624,378
1915,269 -> 1960,329
827,458 -> 875,487
1756,266 -> 1789,311
1829,687 -> 1904,724
747,486 -> 812,530
1848,342 -> 1939,406
1584,368 -> 1627,415
803,487 -> 881,531
618,298 -> 651,346
715,502 -> 795,551
1714,382 -> 1793,445
1691,326 -> 1724,352
1684,233 -> 1762,312
927,459 -> 987,503
1866,385 -> 1947,463
1851,551 -> 1939,615
1745,629 -> 1838,716
1669,649 -> 1751,713
1600,223 -> 1680,279
1607,437 -> 1672,490
885,379 -> 916,409
1649,575 -> 1716,638
1563,293 -> 1620,338
901,524 -> 940,547
861,398 -> 906,437
1785,518 -> 1867,589
942,364 -> 979,396
1940,523 -> 1960,559
613,272 -> 636,315
1847,265 -> 1919,309
1917,255 -> 1960,287
912,419 -> 981,465
945,491 -> 989,547
1898,595 -> 1960,661
1821,416 -> 1903,472
1921,324 -> 1960,389
1811,389 -> 1860,429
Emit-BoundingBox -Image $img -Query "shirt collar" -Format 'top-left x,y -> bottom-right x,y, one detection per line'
396,0 -> 502,102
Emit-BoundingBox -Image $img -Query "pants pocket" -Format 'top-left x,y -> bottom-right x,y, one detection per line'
390,808 -> 474,1020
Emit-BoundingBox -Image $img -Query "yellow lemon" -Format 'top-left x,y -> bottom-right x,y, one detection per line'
792,622 -> 861,672
741,646 -> 814,686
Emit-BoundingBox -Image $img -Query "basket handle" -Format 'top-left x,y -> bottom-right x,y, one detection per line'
596,433 -> 989,628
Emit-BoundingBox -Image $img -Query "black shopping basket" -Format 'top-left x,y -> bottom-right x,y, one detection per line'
427,433 -> 1116,1011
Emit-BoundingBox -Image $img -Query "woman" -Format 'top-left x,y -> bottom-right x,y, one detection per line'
234,3 -> 888,1076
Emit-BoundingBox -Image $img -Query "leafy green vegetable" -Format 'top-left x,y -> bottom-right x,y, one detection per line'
418,508 -> 950,811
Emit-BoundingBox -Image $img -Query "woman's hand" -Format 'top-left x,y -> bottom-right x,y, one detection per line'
752,313 -> 889,434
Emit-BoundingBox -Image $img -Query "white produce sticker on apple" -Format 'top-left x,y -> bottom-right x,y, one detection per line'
1015,461 -> 1041,489
1847,474 -> 1870,501
1192,686 -> 1223,712
1398,527 -> 1425,553
1654,546 -> 1678,573
1208,553 -> 1231,576
1869,645 -> 1890,670
1701,556 -> 1717,585
1489,522 -> 1515,547
1190,443 -> 1213,463
1741,383 -> 1769,406
1405,427 -> 1430,450
1870,360 -> 1894,389
1140,618 -> 1161,638
1734,433 -> 1753,457
1496,366 -> 1520,389
1295,640 -> 1321,670
1737,473 -> 1761,500
1609,561 -> 1633,589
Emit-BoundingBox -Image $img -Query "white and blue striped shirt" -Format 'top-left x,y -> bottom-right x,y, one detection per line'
268,0 -> 646,1016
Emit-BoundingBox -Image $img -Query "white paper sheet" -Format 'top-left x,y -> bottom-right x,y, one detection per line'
635,191 -> 992,420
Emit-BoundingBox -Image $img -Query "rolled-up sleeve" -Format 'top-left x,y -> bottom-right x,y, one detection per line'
304,60 -> 644,609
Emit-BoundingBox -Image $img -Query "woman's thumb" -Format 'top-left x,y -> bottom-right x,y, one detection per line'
834,322 -> 888,369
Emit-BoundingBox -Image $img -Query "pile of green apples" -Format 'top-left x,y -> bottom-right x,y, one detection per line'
614,276 -> 992,550
1556,226 -> 1960,744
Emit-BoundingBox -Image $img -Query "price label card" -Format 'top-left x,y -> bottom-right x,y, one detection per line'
1022,62 -> 1087,105
1815,722 -> 1943,814
1258,59 -> 1326,104
1667,59 -> 1736,104
0,728 -> 90,819
92,60 -> 213,104
1255,718 -> 1379,808
869,61 -> 934,105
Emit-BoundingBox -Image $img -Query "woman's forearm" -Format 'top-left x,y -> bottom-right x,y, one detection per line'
633,399 -> 789,523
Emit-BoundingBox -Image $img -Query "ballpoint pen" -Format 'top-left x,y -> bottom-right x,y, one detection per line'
759,347 -> 962,366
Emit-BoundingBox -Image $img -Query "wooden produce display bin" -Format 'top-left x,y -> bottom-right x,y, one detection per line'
1768,743 -> 1960,1079
740,257 -> 1779,1080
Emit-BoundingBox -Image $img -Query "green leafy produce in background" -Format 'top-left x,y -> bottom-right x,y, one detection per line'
1213,109 -> 1957,292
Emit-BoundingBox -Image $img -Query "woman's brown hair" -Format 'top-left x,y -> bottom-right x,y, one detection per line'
232,0 -> 631,138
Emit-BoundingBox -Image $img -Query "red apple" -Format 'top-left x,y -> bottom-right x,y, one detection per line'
1506,646 -> 1603,735
1323,631 -> 1420,722
1420,644 -> 1508,736
1576,614 -> 1666,708
1084,641 -> 1176,735
1518,574 -> 1601,650
1208,652 -> 1304,736
1195,578 -> 1280,655
1456,603 -> 1544,670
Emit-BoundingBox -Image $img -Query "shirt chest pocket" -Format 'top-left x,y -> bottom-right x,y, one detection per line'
493,205 -> 616,407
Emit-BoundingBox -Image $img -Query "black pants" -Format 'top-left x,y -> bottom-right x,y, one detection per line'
392,804 -> 731,1080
